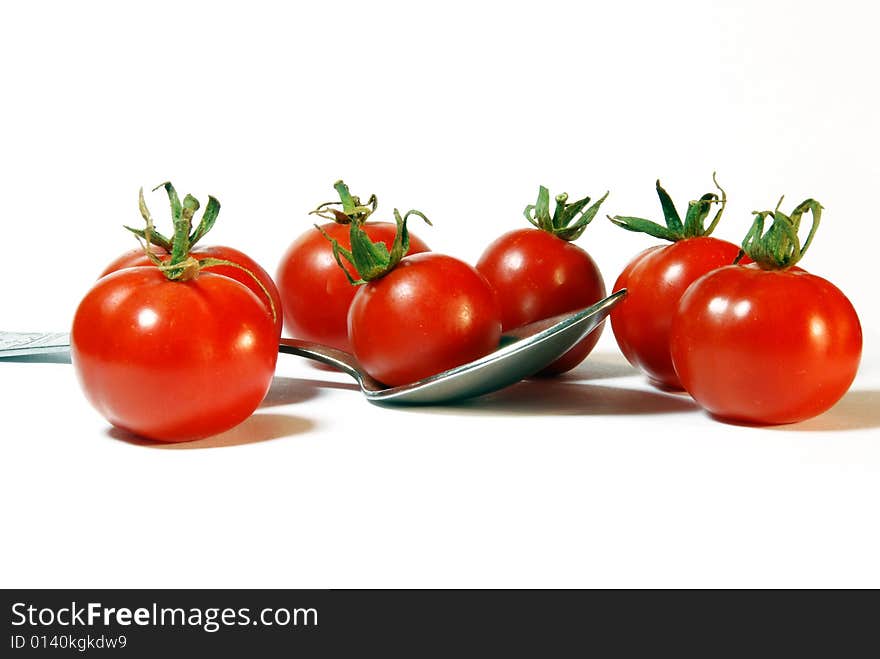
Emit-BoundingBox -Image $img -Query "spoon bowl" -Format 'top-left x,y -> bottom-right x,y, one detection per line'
0,290 -> 625,404
278,289 -> 625,404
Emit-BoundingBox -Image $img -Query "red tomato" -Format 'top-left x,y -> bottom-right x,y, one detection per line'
348,252 -> 501,386
611,237 -> 742,389
670,264 -> 862,424
101,246 -> 283,337
71,267 -> 278,442
476,228 -> 606,374
277,222 -> 430,351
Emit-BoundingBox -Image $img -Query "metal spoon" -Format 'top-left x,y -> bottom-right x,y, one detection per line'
0,290 -> 625,404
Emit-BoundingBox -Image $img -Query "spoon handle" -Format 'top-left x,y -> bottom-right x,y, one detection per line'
277,338 -> 383,391
0,331 -> 363,379
0,331 -> 70,357
0,330 -> 387,393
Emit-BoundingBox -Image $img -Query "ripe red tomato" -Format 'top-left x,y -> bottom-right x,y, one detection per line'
349,253 -> 501,386
71,267 -> 278,442
611,237 -> 742,388
101,245 -> 283,337
670,264 -> 861,424
608,175 -> 745,389
476,228 -> 606,374
476,185 -> 608,375
277,221 -> 430,351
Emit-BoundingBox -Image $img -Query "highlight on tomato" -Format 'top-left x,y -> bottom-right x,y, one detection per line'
607,174 -> 743,389
670,198 -> 862,425
276,180 -> 430,352
320,204 -> 501,387
476,186 -> 608,375
71,183 -> 279,442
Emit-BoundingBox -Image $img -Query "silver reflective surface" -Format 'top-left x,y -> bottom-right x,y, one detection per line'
0,332 -> 71,357
281,289 -> 626,404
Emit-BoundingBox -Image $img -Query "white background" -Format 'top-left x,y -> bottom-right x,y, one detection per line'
1,1 -> 879,587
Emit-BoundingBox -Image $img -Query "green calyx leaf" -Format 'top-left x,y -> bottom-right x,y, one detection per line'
131,182 -> 223,280
124,225 -> 173,251
740,197 -> 822,269
318,207 -> 432,285
189,195 -> 221,245
523,186 -> 609,241
608,172 -> 727,242
310,180 -> 378,225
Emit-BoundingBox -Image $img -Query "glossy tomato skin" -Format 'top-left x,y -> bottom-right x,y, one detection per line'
476,228 -> 606,375
277,222 -> 430,352
101,246 -> 283,337
349,253 -> 502,386
670,264 -> 862,425
71,267 -> 278,442
611,237 -> 742,389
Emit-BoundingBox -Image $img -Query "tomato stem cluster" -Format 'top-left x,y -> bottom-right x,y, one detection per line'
319,207 -> 432,285
130,182 -> 277,323
311,179 -> 433,285
524,186 -> 609,241
738,197 -> 822,269
608,173 -> 727,242
128,183 -> 220,258
310,180 -> 378,225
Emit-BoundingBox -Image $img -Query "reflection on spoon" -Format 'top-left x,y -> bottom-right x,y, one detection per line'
278,290 -> 626,404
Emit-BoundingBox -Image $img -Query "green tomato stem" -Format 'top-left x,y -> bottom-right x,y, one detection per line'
310,180 -> 378,225
608,172 -> 727,242
318,205 -> 432,285
740,198 -> 822,269
523,186 -> 608,241
132,183 -> 227,282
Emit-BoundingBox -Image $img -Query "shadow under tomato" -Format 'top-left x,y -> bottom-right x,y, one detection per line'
538,350 -> 639,382
399,380 -> 698,417
106,412 -> 316,449
764,390 -> 880,432
307,360 -> 345,373
259,376 -> 360,408
260,376 -> 321,408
